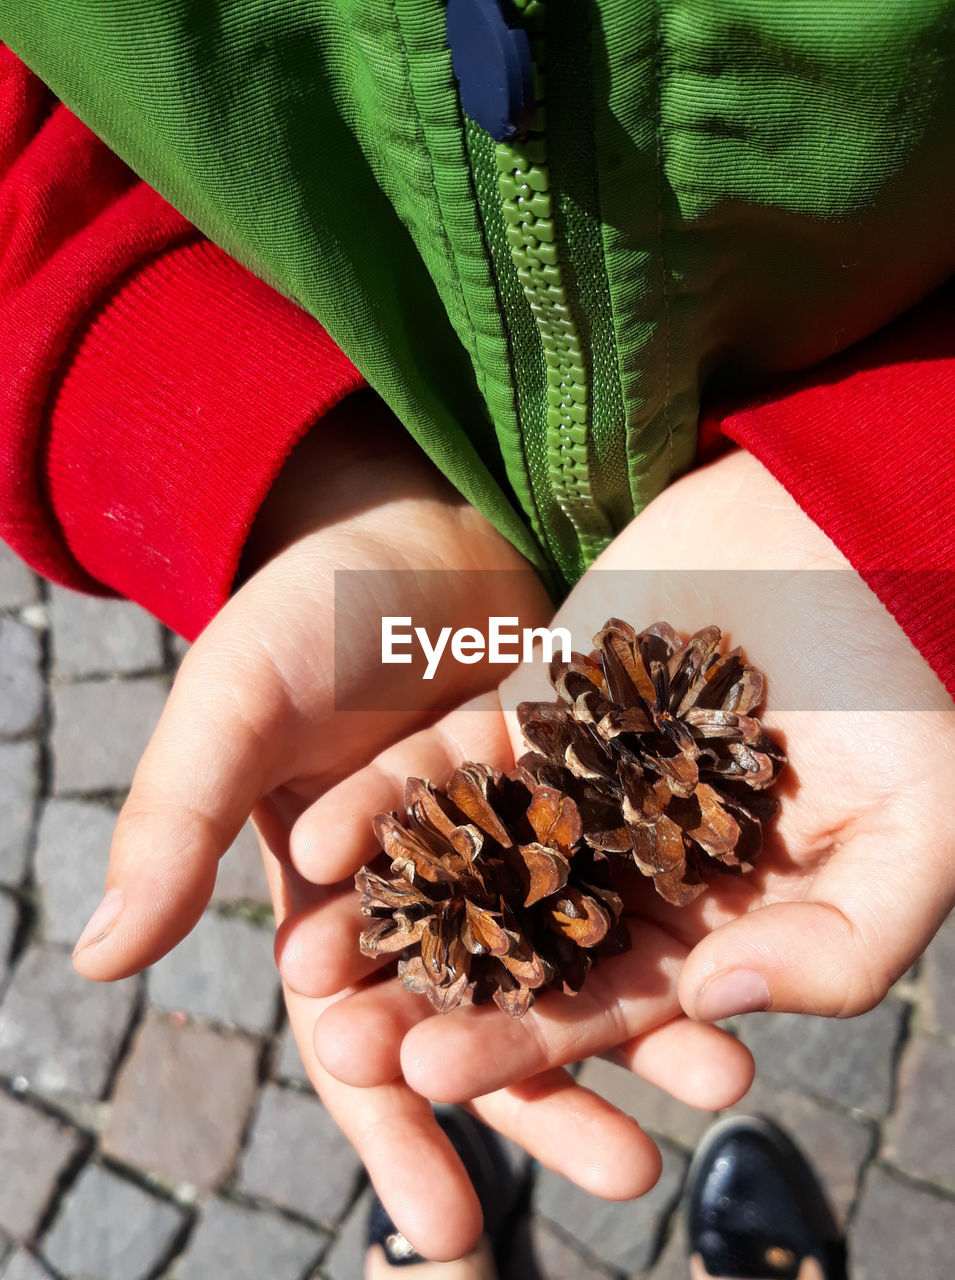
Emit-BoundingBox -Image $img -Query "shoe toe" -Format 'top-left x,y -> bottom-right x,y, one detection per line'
688,1116 -> 840,1279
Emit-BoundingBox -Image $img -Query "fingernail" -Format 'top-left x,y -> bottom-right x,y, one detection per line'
695,969 -> 771,1022
73,889 -> 124,956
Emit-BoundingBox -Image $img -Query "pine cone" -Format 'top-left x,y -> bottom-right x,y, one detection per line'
357,763 -> 630,1018
517,620 -> 786,906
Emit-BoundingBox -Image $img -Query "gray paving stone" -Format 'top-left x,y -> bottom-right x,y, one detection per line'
884,1035 -> 955,1190
173,1198 -> 325,1280
0,546 -> 39,611
34,799 -> 114,946
736,1000 -> 905,1116
646,1218 -> 689,1279
724,1079 -> 874,1225
273,1021 -> 310,1086
148,911 -> 278,1035
923,912 -> 955,1039
0,621 -> 43,740
14,608 -> 48,634
578,1055 -> 714,1150
0,743 -> 39,888
319,1187 -> 373,1280
102,1011 -> 259,1192
49,588 -> 164,679
0,894 -> 19,979
41,1164 -> 184,1280
167,632 -> 190,665
0,1249 -> 52,1280
51,677 -> 167,795
505,1216 -> 617,1280
237,1085 -> 363,1229
851,1166 -> 955,1280
0,944 -> 139,1099
0,1093 -> 84,1238
211,821 -> 270,906
533,1143 -> 686,1275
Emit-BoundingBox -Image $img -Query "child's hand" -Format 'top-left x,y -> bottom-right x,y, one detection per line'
259,796 -> 727,1260
70,394 -> 604,1259
71,393 -> 553,981
298,448 -> 952,1153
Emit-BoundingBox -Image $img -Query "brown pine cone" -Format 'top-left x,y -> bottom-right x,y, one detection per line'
518,620 -> 786,906
357,763 -> 630,1018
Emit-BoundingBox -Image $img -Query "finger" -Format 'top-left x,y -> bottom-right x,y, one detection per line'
260,816 -> 485,1261
290,750 -> 450,887
71,540 -> 489,982
72,634 -> 299,981
314,974 -> 430,1087
275,881 -> 665,1233
470,1068 -> 663,1200
400,920 -> 688,1103
680,828 -> 955,1021
289,691 -> 512,884
312,1061 -> 483,1260
296,1004 -> 484,1260
605,1018 -> 755,1111
275,886 -> 391,998
317,953 -> 755,1109
290,768 -> 400,885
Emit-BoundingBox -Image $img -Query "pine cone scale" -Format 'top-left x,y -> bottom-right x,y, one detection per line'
462,900 -> 511,956
629,815 -> 687,876
444,768 -> 514,847
526,786 -> 581,849
375,815 -> 457,885
405,778 -> 459,840
517,620 -> 786,903
358,619 -> 784,1017
359,914 -> 428,955
518,843 -> 570,907
546,886 -> 611,947
499,944 -> 552,986
358,764 -> 630,1017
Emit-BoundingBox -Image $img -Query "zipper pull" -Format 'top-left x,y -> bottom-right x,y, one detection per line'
446,0 -> 535,142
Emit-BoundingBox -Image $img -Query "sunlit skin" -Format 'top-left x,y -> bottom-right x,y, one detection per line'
72,396 -> 749,1261
71,401 -> 953,1263
294,453 -> 953,1198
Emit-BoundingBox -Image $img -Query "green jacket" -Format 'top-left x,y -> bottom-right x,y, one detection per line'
4,1 -> 954,590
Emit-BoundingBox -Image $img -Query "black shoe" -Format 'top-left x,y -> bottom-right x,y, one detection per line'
686,1115 -> 845,1280
366,1106 -> 521,1268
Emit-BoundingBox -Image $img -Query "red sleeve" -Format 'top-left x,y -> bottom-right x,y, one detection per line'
0,48 -> 364,639
701,283 -> 955,699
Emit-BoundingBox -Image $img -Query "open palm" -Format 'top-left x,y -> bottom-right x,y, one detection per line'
298,450 -> 954,1144
71,401 -> 746,1261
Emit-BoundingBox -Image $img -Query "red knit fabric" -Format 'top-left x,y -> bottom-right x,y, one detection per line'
702,282 -> 955,698
0,47 -> 364,637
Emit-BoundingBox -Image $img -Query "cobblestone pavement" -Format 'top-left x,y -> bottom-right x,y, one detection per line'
1,549 -> 953,1279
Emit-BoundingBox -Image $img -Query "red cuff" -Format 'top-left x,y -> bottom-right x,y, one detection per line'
44,237 -> 365,638
0,52 -> 364,639
703,284 -> 955,698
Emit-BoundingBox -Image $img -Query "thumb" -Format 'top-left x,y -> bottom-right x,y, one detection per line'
72,638 -> 288,981
679,833 -> 955,1021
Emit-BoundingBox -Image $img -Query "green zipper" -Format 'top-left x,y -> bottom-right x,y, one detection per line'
465,0 -> 617,582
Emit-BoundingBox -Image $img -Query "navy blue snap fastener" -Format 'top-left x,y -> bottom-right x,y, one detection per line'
446,0 -> 534,142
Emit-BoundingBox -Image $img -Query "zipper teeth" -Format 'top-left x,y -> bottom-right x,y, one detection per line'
496,0 -> 611,566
